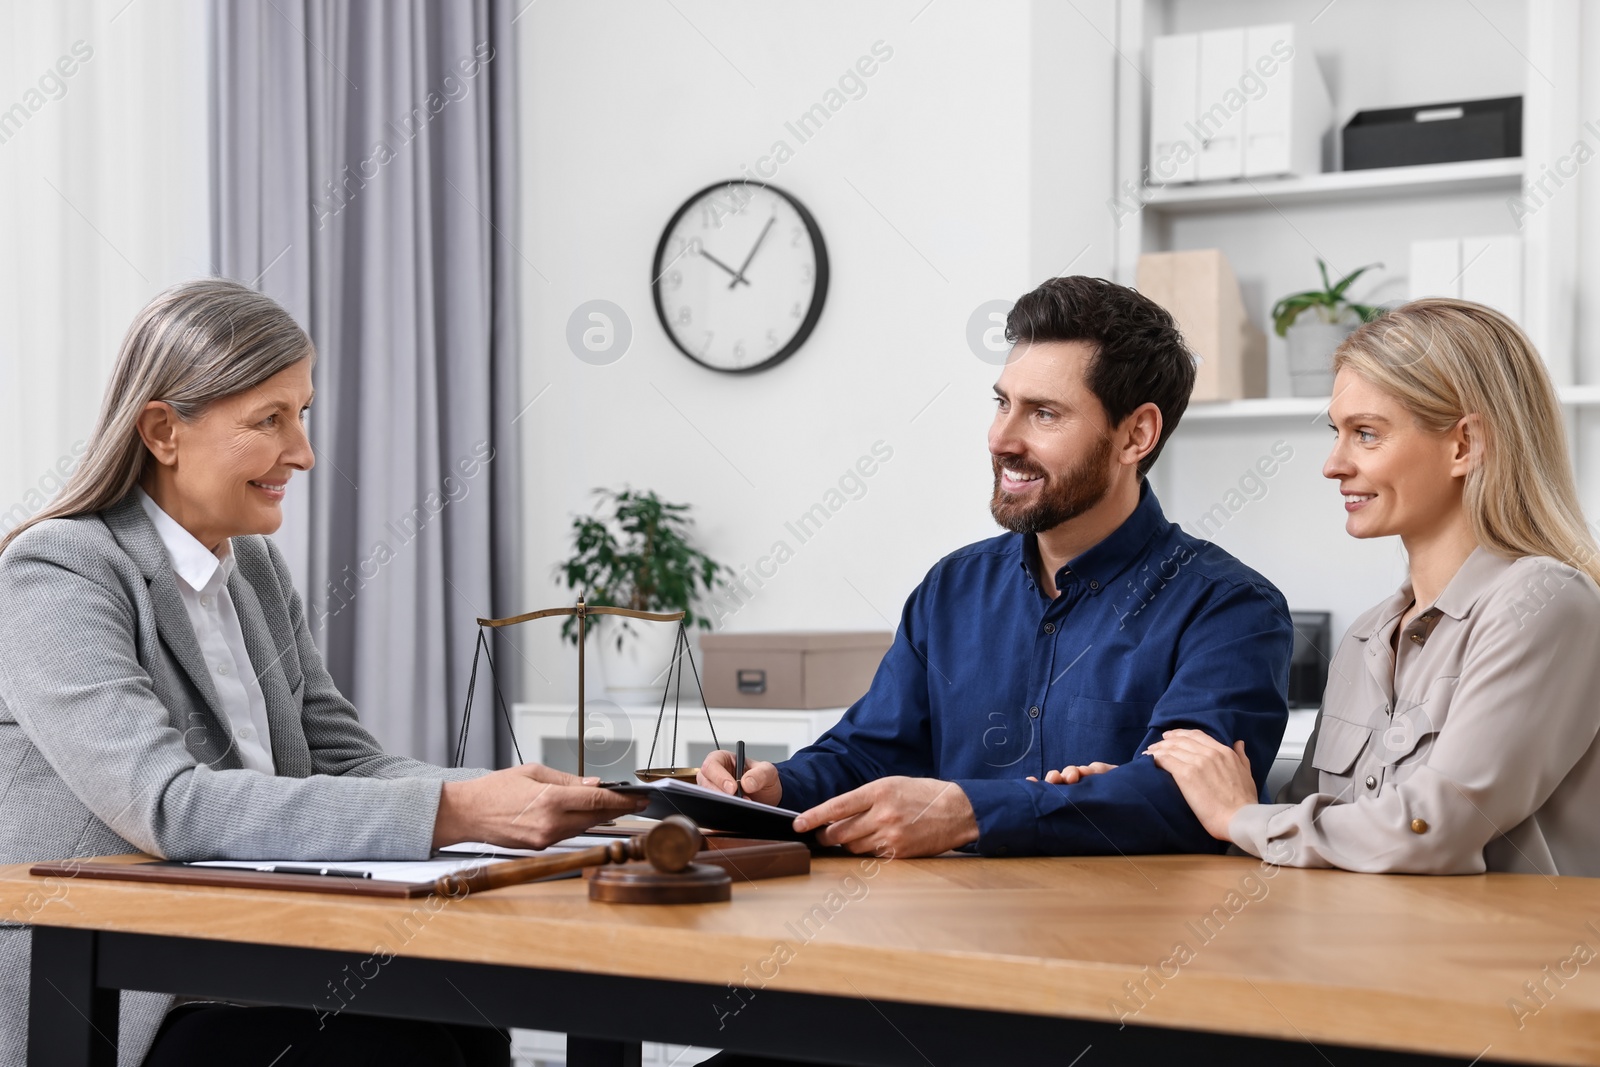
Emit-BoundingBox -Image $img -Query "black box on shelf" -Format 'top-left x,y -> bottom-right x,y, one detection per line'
1288,611 -> 1331,709
1341,96 -> 1521,171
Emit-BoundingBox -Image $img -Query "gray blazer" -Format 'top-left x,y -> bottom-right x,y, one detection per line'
0,494 -> 484,1065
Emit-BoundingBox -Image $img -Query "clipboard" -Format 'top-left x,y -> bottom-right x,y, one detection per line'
26,856 -> 567,899
28,833 -> 811,898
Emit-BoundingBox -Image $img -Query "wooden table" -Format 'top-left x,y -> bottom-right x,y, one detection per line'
7,851 -> 1600,1066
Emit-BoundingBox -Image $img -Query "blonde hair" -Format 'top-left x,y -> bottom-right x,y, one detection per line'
1333,298 -> 1600,583
1,279 -> 314,555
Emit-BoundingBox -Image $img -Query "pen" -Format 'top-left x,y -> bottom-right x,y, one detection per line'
266,865 -> 373,879
735,740 -> 746,799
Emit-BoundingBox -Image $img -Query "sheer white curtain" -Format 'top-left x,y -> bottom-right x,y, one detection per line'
0,0 -> 211,521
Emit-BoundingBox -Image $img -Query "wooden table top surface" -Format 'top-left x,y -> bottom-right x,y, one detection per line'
5,852 -> 1600,1065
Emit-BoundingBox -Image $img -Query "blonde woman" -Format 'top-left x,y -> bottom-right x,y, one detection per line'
1126,298 -> 1600,874
0,280 -> 642,1065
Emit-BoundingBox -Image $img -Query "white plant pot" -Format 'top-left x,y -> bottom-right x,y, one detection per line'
596,617 -> 684,703
1285,319 -> 1356,397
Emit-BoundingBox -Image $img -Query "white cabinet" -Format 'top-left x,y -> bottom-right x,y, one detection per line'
511,701 -> 848,781
513,1032 -> 716,1067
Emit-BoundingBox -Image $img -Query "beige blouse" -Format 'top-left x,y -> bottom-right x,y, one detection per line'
1230,547 -> 1600,875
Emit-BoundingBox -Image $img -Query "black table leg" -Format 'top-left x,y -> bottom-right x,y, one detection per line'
30,926 -> 118,1067
568,1036 -> 644,1067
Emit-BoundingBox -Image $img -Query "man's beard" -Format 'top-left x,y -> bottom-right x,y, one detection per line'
989,435 -> 1114,535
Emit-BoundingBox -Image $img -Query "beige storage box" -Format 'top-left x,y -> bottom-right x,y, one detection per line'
699,631 -> 893,709
1136,248 -> 1267,402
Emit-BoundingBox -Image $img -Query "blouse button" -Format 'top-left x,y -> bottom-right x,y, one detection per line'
1043,622 -> 1056,635
1410,818 -> 1429,834
1365,775 -> 1377,790
1028,706 -> 1040,719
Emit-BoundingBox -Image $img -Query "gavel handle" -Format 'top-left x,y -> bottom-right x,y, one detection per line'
434,844 -> 614,897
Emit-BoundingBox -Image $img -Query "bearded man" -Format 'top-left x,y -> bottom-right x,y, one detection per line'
700,275 -> 1293,858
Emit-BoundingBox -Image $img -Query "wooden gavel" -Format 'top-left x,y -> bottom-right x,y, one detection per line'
434,815 -> 706,898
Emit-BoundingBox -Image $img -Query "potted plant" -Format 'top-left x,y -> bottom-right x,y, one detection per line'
1271,259 -> 1386,397
554,488 -> 727,699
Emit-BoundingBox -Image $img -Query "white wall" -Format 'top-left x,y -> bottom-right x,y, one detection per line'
516,0 -> 1120,700
0,0 -> 211,527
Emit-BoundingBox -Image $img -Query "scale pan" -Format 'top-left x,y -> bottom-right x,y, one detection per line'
636,767 -> 699,783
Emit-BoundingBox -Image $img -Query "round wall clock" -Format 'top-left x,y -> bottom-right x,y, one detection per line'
651,180 -> 828,374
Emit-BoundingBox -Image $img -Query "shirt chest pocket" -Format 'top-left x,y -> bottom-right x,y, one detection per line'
1310,714 -> 1371,778
1061,696 -> 1155,764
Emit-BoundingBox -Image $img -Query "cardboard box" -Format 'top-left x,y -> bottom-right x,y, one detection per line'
699,631 -> 893,709
1137,249 -> 1266,401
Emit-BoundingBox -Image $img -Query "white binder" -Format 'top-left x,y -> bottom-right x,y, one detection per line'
1243,24 -> 1330,178
1150,33 -> 1200,185
1196,29 -> 1246,181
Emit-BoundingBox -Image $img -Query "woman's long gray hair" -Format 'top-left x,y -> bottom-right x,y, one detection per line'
1,278 -> 314,554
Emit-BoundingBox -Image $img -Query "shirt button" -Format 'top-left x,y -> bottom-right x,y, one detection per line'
1365,775 -> 1377,790
1411,818 -> 1429,834
201,596 -> 214,609
1043,622 -> 1056,635
1088,580 -> 1099,590
1409,632 -> 1424,645
216,664 -> 229,676
1029,706 -> 1040,718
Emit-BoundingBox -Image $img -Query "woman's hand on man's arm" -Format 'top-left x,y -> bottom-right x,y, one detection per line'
1144,729 -> 1258,841
431,763 -> 648,849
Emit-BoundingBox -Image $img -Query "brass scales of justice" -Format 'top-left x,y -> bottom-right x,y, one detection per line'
451,596 -> 735,903
454,595 -> 723,782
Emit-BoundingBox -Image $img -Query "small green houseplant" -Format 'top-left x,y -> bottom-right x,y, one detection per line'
554,488 -> 727,652
1272,259 -> 1386,396
1270,259 -> 1386,337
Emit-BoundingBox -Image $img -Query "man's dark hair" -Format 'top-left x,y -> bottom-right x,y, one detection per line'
1004,275 -> 1196,478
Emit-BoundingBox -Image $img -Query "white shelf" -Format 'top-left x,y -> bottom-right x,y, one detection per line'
1183,397 -> 1330,422
1183,384 -> 1600,423
1140,157 -> 1526,214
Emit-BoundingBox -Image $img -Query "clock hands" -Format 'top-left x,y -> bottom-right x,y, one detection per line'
728,215 -> 776,289
697,248 -> 751,287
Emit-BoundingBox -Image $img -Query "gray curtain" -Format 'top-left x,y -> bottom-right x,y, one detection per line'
211,0 -> 522,768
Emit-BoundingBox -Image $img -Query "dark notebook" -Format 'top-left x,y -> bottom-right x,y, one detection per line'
604,779 -> 817,844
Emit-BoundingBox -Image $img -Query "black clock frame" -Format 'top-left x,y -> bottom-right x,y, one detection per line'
650,180 -> 829,375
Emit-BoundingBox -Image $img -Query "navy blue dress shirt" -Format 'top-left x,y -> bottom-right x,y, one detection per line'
777,481 -> 1293,856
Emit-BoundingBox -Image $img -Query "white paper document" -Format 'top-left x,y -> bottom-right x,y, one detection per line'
186,835 -> 618,883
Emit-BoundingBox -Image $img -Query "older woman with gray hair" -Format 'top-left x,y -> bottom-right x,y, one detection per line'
0,280 -> 643,1065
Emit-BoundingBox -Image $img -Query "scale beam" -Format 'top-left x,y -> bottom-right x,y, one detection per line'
463,597 -> 697,778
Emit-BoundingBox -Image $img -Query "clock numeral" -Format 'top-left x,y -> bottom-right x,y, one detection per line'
801,263 -> 813,282
791,226 -> 804,247
677,306 -> 692,324
791,301 -> 803,319
766,329 -> 779,349
732,340 -> 746,362
667,269 -> 682,291
701,330 -> 714,355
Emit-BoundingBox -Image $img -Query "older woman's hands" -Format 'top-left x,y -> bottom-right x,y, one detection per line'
1144,729 -> 1257,841
432,763 -> 648,849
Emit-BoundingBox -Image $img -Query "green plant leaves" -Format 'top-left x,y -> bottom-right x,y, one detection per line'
553,487 -> 728,648
1270,258 -> 1385,337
